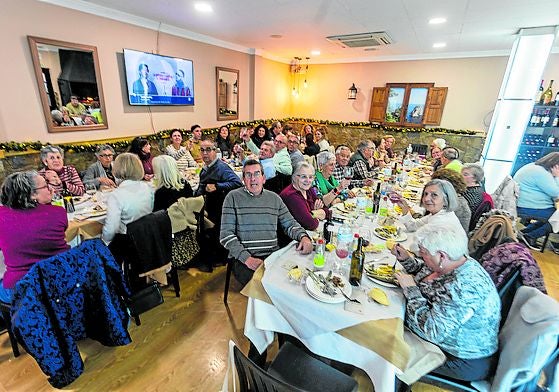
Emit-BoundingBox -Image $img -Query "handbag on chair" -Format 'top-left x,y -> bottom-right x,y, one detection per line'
127,282 -> 163,316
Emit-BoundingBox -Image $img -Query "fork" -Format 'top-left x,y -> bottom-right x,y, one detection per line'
332,281 -> 361,303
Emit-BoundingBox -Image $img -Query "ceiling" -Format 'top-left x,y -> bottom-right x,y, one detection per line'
48,0 -> 559,63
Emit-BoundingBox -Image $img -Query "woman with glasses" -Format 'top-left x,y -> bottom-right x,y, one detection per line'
0,171 -> 70,303
280,162 -> 327,230
83,144 -> 117,189
314,151 -> 351,207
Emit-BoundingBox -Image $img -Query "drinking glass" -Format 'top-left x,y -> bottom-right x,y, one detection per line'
85,183 -> 97,197
343,166 -> 353,181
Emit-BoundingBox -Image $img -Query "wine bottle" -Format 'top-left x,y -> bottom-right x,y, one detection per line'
543,80 -> 554,105
536,79 -> 544,103
61,182 -> 75,213
373,182 -> 381,213
542,109 -> 551,127
529,108 -> 538,126
349,237 -> 364,286
555,91 -> 559,106
552,113 -> 559,127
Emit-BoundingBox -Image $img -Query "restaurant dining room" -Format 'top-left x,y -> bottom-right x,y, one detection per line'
1,0 -> 559,391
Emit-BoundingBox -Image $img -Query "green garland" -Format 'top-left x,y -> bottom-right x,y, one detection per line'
0,119 -> 478,153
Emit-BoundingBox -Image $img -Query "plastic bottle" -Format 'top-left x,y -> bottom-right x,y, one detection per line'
407,143 -> 413,155
335,223 -> 353,260
378,196 -> 389,218
313,239 -> 325,269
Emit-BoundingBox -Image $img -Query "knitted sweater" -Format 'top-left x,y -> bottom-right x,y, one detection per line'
220,187 -> 308,263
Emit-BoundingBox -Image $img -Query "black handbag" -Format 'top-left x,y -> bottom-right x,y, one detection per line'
128,283 -> 164,316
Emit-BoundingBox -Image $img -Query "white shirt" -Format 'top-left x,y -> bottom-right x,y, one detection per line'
400,209 -> 464,234
102,180 -> 154,242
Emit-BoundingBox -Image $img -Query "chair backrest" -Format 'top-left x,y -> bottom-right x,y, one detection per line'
469,193 -> 494,232
233,345 -> 305,392
411,143 -> 428,155
497,266 -> 522,328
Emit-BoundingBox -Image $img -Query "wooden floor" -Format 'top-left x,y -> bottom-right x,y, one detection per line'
0,249 -> 557,391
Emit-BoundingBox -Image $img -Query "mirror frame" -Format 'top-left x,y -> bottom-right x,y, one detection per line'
215,66 -> 239,121
28,36 -> 109,133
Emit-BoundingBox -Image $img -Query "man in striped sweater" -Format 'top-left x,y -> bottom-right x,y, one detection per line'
220,159 -> 313,285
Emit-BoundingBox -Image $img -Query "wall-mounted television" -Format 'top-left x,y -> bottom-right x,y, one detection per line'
123,48 -> 194,106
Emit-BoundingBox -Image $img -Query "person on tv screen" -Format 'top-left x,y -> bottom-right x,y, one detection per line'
172,69 -> 191,97
132,63 -> 158,96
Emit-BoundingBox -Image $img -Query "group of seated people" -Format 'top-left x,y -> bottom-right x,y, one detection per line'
51,96 -> 103,127
0,124 -> 557,386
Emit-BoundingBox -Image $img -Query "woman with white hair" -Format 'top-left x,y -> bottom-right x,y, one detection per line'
314,151 -> 351,207
83,144 -> 117,189
392,223 -> 500,382
462,163 -> 486,214
394,179 -> 465,235
280,162 -> 327,230
38,145 -> 85,196
153,155 -> 193,211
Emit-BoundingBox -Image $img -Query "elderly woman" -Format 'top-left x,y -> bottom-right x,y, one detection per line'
83,144 -> 117,189
514,152 -> 559,250
0,171 -> 70,303
461,163 -> 486,214
216,126 -> 233,158
280,162 -> 327,230
153,155 -> 193,211
431,168 -> 471,233
394,179 -> 464,234
129,137 -> 154,181
392,223 -> 500,382
314,151 -> 351,207
165,129 -> 196,171
102,153 -> 154,243
430,138 -> 446,156
315,127 -> 330,152
38,145 -> 85,196
431,146 -> 443,172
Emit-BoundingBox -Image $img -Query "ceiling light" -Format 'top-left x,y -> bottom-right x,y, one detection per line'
194,2 -> 213,13
311,50 -> 321,56
429,17 -> 447,25
433,42 -> 447,48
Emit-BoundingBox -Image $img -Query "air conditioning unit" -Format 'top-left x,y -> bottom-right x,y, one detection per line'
326,32 -> 393,48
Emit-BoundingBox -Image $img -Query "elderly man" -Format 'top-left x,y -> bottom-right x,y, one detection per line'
286,133 -> 304,168
220,159 -> 313,285
332,145 -> 374,188
349,140 -> 377,182
83,145 -> 117,189
65,95 -> 86,117
258,141 -> 277,179
440,147 -> 463,173
242,131 -> 292,176
189,124 -> 204,163
38,145 -> 84,196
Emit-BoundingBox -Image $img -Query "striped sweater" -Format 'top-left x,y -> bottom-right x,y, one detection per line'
220,187 -> 308,263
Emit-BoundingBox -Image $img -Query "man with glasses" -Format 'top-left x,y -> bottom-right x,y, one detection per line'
83,145 -> 117,189
286,133 -> 304,168
241,131 -> 293,176
349,140 -> 378,182
220,160 -> 313,285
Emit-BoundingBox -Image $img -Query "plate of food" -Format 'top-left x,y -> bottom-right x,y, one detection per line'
72,194 -> 92,205
407,179 -> 424,188
364,262 -> 400,288
83,204 -> 107,217
373,226 -> 407,242
305,270 -> 352,304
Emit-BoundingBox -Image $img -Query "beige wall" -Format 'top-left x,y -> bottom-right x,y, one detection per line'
0,0 -> 252,144
253,56 -> 291,119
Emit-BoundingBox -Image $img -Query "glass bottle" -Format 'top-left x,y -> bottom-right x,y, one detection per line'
313,239 -> 325,269
349,237 -> 364,286
543,80 -> 554,105
535,79 -> 544,104
61,183 -> 75,213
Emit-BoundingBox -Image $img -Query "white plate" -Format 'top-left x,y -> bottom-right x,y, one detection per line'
305,271 -> 352,304
72,194 -> 92,205
364,261 -> 400,288
373,228 -> 408,242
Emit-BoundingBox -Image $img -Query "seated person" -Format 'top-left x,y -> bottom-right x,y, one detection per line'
315,151 -> 351,207
102,153 -> 154,243
286,133 -> 305,168
332,145 -> 374,188
38,145 -> 85,196
257,141 -> 276,179
372,138 -> 390,166
461,163 -> 486,214
251,124 -> 271,148
165,129 -> 197,170
82,115 -> 98,125
280,162 -> 327,230
303,133 -> 320,156
65,95 -> 86,117
220,160 -> 313,285
440,147 -> 463,173
431,146 -> 443,172
0,171 -> 69,303
152,155 -> 193,211
349,140 -> 377,182
189,124 -> 204,163
315,127 -> 330,152
51,109 -> 75,126
83,144 -> 117,189
431,168 -> 471,234
129,137 -> 154,181
242,132 -> 293,176
392,223 -> 500,382
216,126 -> 233,158
384,135 -> 396,159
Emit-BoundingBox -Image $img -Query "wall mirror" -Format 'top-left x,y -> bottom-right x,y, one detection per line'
28,36 -> 108,133
216,67 -> 239,121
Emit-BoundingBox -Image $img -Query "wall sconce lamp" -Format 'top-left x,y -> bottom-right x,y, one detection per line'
233,80 -> 238,94
347,83 -> 358,100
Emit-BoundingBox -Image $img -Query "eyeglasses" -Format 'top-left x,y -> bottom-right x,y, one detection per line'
99,154 -> 114,158
275,139 -> 286,144
243,171 -> 262,179
296,174 -> 315,181
35,184 -> 52,191
200,147 -> 215,153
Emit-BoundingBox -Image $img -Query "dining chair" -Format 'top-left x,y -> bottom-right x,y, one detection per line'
0,301 -> 20,357
411,144 -> 428,156
223,257 -> 234,304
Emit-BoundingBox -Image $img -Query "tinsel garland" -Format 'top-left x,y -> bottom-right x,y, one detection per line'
0,118 -> 478,153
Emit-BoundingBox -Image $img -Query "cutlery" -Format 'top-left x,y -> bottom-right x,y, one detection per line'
332,280 -> 361,303
306,269 -> 334,296
318,274 -> 337,297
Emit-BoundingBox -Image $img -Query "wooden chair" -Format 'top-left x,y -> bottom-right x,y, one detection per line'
411,144 -> 428,155
0,301 -> 20,357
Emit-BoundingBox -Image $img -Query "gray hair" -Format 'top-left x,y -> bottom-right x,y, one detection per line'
357,140 -> 374,152
442,147 -> 459,160
40,145 -> 64,162
462,163 -> 484,183
415,223 -> 468,261
335,145 -> 351,155
316,151 -> 335,167
432,138 -> 446,149
420,179 -> 459,212
51,110 -> 63,124
95,144 -> 115,157
292,161 -> 315,181
261,140 -> 276,154
0,171 -> 40,210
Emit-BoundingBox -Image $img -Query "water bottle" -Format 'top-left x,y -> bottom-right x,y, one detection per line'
378,196 -> 389,219
313,239 -> 325,269
335,223 -> 353,261
216,148 -> 222,160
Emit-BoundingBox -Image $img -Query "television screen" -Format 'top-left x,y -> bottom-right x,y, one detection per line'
123,48 -> 194,106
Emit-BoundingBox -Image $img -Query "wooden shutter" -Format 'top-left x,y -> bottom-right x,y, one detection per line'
423,87 -> 448,125
369,87 -> 388,122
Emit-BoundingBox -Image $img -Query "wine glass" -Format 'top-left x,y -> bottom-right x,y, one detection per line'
85,183 -> 97,197
343,166 -> 353,181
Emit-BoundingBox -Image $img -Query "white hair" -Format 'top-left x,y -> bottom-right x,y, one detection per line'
415,224 -> 468,261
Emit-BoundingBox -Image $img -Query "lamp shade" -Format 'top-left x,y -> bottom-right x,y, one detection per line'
348,83 -> 357,100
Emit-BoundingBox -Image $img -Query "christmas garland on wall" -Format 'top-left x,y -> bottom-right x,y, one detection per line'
0,118 -> 481,153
